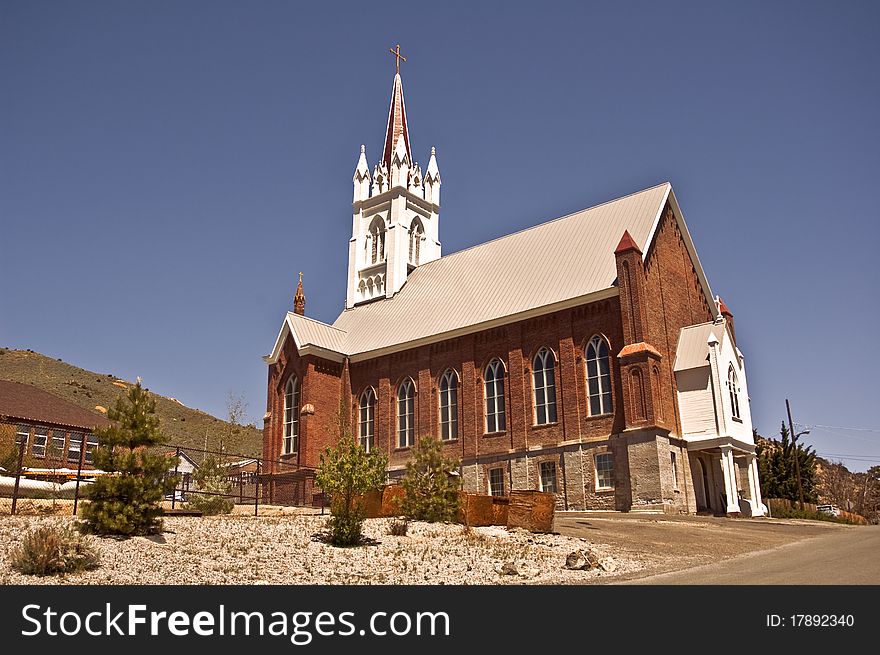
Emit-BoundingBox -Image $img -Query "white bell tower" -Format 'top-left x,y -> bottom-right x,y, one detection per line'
346,49 -> 442,309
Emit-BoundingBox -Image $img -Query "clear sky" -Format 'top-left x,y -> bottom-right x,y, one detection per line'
2,1 -> 878,472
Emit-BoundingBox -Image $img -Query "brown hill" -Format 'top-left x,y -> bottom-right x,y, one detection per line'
0,348 -> 262,457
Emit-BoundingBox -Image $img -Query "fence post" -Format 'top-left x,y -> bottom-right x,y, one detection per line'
11,438 -> 26,515
254,475 -> 259,517
72,432 -> 87,516
171,446 -> 181,509
239,473 -> 243,503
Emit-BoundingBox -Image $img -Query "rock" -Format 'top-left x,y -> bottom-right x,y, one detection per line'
598,558 -> 616,573
565,549 -> 601,570
565,550 -> 587,570
500,561 -> 518,575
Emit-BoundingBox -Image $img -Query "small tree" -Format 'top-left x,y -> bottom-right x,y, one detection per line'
315,406 -> 387,546
400,436 -> 461,522
186,456 -> 235,515
80,381 -> 175,536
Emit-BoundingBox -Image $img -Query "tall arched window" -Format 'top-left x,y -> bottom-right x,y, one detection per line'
408,218 -> 424,265
439,369 -> 459,440
369,217 -> 385,264
532,348 -> 557,425
728,365 -> 741,420
586,336 -> 613,415
484,359 -> 507,433
283,376 -> 300,455
359,388 -> 376,452
397,379 -> 415,448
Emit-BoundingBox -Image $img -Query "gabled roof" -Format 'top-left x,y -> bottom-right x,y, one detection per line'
0,380 -> 112,431
674,322 -> 726,371
265,182 -> 719,363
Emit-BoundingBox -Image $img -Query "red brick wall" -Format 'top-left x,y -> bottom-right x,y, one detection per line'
642,204 -> 715,436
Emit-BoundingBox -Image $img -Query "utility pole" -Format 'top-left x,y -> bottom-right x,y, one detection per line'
786,398 -> 805,511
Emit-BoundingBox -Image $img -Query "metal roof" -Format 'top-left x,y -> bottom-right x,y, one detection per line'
266,181 -> 719,363
674,322 -> 726,371
0,380 -> 112,430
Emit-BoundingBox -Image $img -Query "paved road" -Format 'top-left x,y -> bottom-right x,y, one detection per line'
619,525 -> 880,584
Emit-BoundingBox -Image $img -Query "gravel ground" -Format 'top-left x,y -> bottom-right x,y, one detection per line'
0,513 -> 643,585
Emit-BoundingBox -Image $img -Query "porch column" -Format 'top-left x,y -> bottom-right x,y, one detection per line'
719,446 -> 740,514
748,456 -> 765,516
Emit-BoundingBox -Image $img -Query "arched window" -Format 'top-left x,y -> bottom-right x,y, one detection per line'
484,359 -> 507,433
369,217 -> 385,264
532,348 -> 557,425
728,365 -> 741,420
283,376 -> 300,455
397,379 -> 415,448
408,218 -> 424,265
586,336 -> 613,415
439,369 -> 459,440
359,388 -> 376,452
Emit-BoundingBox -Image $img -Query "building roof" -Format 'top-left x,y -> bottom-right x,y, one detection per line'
267,181 -> 719,363
0,380 -> 112,431
674,322 -> 726,371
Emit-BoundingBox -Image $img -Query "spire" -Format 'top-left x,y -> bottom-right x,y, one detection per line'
293,272 -> 305,316
353,144 -> 371,202
614,230 -> 642,255
382,72 -> 412,176
424,146 -> 441,205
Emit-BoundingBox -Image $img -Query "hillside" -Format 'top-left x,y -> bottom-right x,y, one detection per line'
0,349 -> 262,457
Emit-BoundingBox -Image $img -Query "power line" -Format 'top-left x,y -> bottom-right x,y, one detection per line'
801,423 -> 880,433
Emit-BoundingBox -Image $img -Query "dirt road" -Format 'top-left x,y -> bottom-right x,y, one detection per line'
553,512 -> 861,583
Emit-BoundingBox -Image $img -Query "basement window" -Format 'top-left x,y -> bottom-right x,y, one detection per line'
595,453 -> 614,490
488,467 -> 505,497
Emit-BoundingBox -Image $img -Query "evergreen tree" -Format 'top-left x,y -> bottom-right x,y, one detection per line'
79,382 -> 175,536
186,455 -> 235,515
400,436 -> 461,522
314,405 -> 388,546
756,422 -> 817,503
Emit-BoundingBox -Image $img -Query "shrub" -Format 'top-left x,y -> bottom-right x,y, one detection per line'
11,525 -> 100,576
400,436 -> 461,522
388,518 -> 409,536
80,382 -> 175,536
315,410 -> 388,547
186,456 -> 235,515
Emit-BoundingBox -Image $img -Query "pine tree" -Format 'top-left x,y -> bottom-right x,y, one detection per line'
400,436 -> 461,522
756,422 -> 817,503
79,382 -> 175,536
314,404 -> 388,546
186,455 -> 235,515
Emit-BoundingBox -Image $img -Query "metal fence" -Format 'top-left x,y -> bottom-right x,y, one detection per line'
1,419 -> 323,516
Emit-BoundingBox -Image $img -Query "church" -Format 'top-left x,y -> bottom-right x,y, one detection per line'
262,52 -> 765,516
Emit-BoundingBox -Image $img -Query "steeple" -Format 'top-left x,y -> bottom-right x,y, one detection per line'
382,72 -> 412,179
293,272 -> 305,316
345,47 -> 442,309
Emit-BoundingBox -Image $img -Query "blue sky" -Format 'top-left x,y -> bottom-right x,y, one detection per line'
2,1 -> 878,472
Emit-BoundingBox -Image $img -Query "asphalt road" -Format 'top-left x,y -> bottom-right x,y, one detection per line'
619,524 -> 880,585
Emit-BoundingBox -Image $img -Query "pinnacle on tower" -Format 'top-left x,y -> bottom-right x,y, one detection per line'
293,272 -> 306,316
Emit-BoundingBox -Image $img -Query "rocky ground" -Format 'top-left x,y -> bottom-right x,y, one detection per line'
0,512 -> 642,585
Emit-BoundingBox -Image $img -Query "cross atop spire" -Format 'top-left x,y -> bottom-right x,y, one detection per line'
389,43 -> 406,74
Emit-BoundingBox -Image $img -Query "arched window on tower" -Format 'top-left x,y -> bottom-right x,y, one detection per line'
369,216 -> 385,265
283,376 -> 300,455
728,365 -> 741,420
533,348 -> 557,425
359,388 -> 376,452
397,378 -> 415,448
484,359 -> 507,433
439,369 -> 459,441
408,218 -> 424,265
586,336 -> 613,416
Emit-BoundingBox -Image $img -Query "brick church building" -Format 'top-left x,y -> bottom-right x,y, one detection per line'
262,62 -> 764,516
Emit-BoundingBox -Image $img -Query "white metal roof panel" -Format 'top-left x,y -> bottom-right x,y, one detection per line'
333,182 -> 671,355
674,322 -> 725,371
